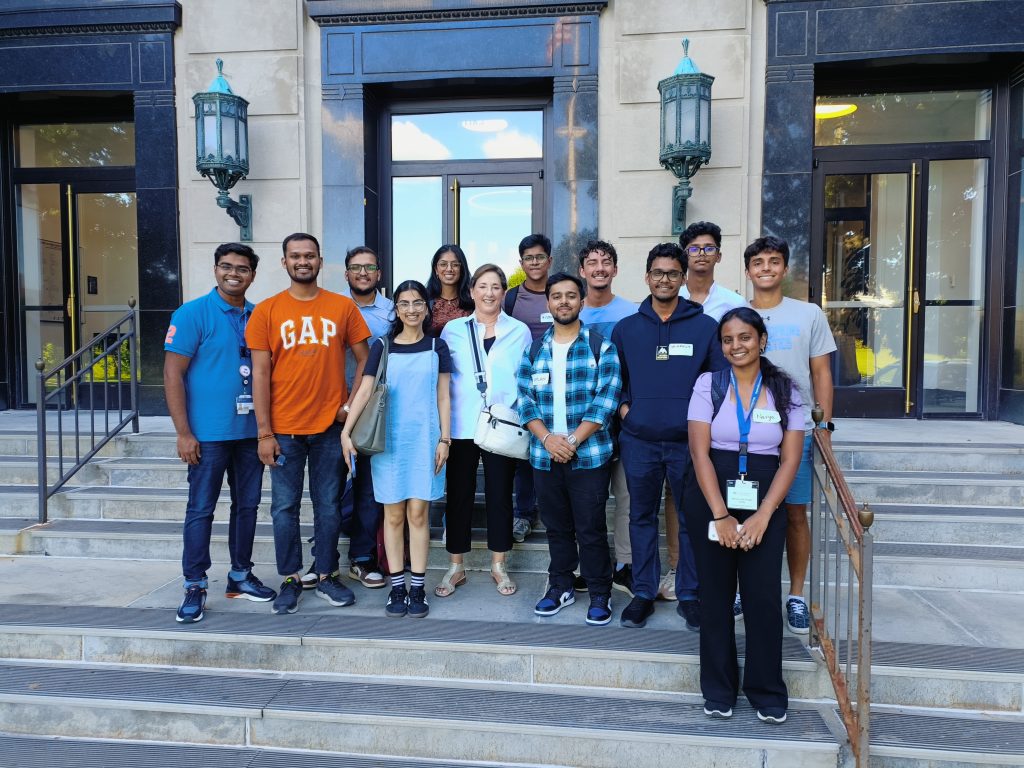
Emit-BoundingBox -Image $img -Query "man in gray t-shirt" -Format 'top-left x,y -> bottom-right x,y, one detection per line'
746,236 -> 836,637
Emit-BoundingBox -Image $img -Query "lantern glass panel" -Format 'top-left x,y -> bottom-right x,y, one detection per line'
203,114 -> 218,158
680,98 -> 697,144
238,121 -> 248,164
663,98 -> 677,149
699,99 -> 710,145
221,113 -> 237,162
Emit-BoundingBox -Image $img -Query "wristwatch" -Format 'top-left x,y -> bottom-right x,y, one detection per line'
566,434 -> 578,447
342,404 -> 351,414
817,421 -> 835,432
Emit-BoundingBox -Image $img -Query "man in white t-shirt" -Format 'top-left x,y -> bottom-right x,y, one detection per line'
679,221 -> 746,323
745,235 -> 836,635
578,239 -> 638,597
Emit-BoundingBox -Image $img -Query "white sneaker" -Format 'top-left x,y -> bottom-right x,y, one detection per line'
657,568 -> 677,601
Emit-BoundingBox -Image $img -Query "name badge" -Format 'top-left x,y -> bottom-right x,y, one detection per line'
669,343 -> 693,356
235,394 -> 254,415
540,312 -> 554,323
752,408 -> 781,424
726,478 -> 759,511
532,372 -> 550,386
655,345 -> 669,361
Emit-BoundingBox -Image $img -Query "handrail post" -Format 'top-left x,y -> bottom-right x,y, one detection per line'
857,504 -> 875,764
809,402 -> 824,649
128,297 -> 140,434
35,358 -> 47,524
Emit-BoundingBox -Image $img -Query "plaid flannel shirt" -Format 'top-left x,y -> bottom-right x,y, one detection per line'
517,326 -> 622,471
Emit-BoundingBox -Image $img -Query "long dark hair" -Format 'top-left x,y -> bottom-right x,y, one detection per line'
426,244 -> 473,311
718,307 -> 795,430
389,280 -> 433,339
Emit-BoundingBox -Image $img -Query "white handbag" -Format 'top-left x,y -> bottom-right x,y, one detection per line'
467,322 -> 531,461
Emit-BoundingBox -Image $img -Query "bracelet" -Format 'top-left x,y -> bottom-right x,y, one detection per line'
438,438 -> 451,445
541,433 -> 553,446
258,434 -> 275,442
712,514 -> 730,521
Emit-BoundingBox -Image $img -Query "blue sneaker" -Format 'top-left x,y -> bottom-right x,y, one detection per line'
585,594 -> 612,626
226,573 -> 276,602
733,592 -> 743,621
316,573 -> 356,607
534,586 -> 575,616
786,597 -> 809,635
757,707 -> 787,724
175,586 -> 206,624
272,577 -> 302,614
385,585 -> 408,618
407,585 -> 429,619
703,701 -> 733,719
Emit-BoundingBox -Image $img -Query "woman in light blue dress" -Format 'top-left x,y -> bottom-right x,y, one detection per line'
342,280 -> 452,618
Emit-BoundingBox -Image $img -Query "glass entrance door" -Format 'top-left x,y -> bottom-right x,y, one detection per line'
815,159 -> 987,417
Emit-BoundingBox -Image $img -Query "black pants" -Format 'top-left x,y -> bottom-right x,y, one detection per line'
534,461 -> 613,595
445,438 -> 516,554
683,448 -> 788,711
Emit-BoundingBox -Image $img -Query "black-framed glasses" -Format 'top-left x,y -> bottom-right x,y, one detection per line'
216,263 -> 252,276
347,264 -> 380,274
685,245 -> 720,256
521,254 -> 550,265
649,269 -> 683,282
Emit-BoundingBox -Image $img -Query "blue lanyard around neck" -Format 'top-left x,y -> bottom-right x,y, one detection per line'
731,370 -> 763,477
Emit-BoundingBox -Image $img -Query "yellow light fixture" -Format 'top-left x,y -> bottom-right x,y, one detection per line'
815,103 -> 858,119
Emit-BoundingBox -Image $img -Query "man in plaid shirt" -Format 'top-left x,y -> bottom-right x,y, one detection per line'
517,273 -> 622,626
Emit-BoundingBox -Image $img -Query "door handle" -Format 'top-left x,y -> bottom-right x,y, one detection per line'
66,296 -> 73,317
449,177 -> 461,245
912,290 -> 920,314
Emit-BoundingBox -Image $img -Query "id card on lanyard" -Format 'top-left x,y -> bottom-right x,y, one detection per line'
726,370 -> 761,511
235,310 -> 254,415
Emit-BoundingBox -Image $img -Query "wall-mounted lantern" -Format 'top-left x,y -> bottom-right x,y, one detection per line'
193,59 -> 252,241
658,39 -> 714,235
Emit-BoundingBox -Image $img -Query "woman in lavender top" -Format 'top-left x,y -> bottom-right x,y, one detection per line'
684,307 -> 804,725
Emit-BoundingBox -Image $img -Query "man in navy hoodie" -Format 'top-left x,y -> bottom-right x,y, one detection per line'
612,242 -> 727,629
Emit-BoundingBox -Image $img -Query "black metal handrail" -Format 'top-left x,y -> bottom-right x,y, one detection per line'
36,300 -> 140,523
808,408 -> 874,767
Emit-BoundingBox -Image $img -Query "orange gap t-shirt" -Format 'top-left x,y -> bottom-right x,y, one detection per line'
246,288 -> 371,435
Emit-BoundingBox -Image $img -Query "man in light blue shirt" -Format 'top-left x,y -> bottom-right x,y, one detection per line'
579,239 -> 637,598
164,243 -> 276,623
337,246 -> 394,589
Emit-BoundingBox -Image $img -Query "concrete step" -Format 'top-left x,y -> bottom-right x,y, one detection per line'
0,661 -> 840,768
868,708 -> 1024,767
868,504 -> 1024,546
845,469 -> 1024,507
833,442 -> 1024,475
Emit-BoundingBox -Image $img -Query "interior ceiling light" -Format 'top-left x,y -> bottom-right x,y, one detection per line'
815,103 -> 858,119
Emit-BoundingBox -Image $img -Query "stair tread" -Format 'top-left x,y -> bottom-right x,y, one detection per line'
871,709 -> 1024,757
844,469 -> 1024,482
869,504 -> 1024,518
0,661 -> 837,745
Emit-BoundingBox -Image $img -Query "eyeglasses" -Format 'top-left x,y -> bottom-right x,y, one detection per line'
521,255 -> 549,265
686,245 -> 720,257
347,264 -> 380,274
437,260 -> 461,271
216,263 -> 253,276
396,300 -> 427,311
649,269 -> 683,282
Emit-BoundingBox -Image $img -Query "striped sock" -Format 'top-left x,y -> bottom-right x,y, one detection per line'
390,571 -> 406,589
410,571 -> 425,589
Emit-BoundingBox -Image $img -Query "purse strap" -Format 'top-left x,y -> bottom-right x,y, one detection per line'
466,320 -> 488,403
374,336 -> 389,386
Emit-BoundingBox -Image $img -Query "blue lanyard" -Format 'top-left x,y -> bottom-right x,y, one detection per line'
232,309 -> 250,359
731,370 -> 762,477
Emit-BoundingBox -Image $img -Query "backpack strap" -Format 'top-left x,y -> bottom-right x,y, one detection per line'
503,286 -> 519,316
710,367 -> 730,421
528,337 -> 545,364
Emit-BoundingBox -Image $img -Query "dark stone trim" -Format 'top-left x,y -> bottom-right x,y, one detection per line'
0,22 -> 178,38
312,4 -> 606,26
765,64 -> 813,83
553,74 -> 597,93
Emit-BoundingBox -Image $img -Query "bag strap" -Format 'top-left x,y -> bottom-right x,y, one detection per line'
503,286 -> 518,316
710,367 -> 730,421
466,320 -> 488,402
529,328 -> 602,365
375,337 -> 390,386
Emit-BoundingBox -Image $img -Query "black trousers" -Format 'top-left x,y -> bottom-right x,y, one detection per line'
683,448 -> 789,711
534,460 -> 613,595
444,438 -> 516,554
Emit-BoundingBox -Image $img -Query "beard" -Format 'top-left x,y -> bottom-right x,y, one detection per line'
553,309 -> 581,326
350,283 -> 376,297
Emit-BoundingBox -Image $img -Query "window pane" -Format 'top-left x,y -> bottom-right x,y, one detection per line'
392,111 -> 543,161
15,122 -> 135,167
459,185 -> 533,280
392,177 -> 443,289
815,91 -> 991,146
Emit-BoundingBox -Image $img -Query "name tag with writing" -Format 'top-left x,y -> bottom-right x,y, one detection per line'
669,343 -> 693,356
726,479 -> 759,510
540,312 -> 554,323
532,372 -> 550,386
752,409 -> 781,424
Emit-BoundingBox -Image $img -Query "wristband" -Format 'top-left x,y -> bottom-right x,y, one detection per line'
541,433 -> 553,446
712,514 -> 730,521
438,438 -> 451,445
258,434 -> 275,442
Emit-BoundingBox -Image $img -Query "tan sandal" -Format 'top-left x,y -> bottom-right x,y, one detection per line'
434,563 -> 467,598
491,561 -> 517,596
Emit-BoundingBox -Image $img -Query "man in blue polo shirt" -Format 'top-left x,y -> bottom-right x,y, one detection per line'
164,242 -> 276,623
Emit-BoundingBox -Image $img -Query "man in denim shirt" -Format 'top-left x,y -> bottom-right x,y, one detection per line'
164,243 -> 276,623
517,273 -> 622,626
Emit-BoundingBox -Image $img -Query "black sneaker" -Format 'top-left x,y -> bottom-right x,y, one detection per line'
176,586 -> 206,624
757,708 -> 788,724
535,586 -> 575,616
272,577 -> 302,615
620,596 -> 654,628
703,701 -> 733,719
573,573 -> 588,592
407,585 -> 429,618
385,585 -> 409,617
225,573 -> 277,602
316,573 -> 356,607
585,593 -> 612,626
612,564 -> 634,597
677,599 -> 701,632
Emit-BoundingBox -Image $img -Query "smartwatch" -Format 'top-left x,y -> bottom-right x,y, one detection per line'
566,434 -> 578,447
817,421 -> 835,433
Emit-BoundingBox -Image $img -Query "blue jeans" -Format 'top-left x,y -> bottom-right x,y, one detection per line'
182,438 -> 263,587
271,423 -> 346,577
345,452 -> 383,564
619,431 -> 698,601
